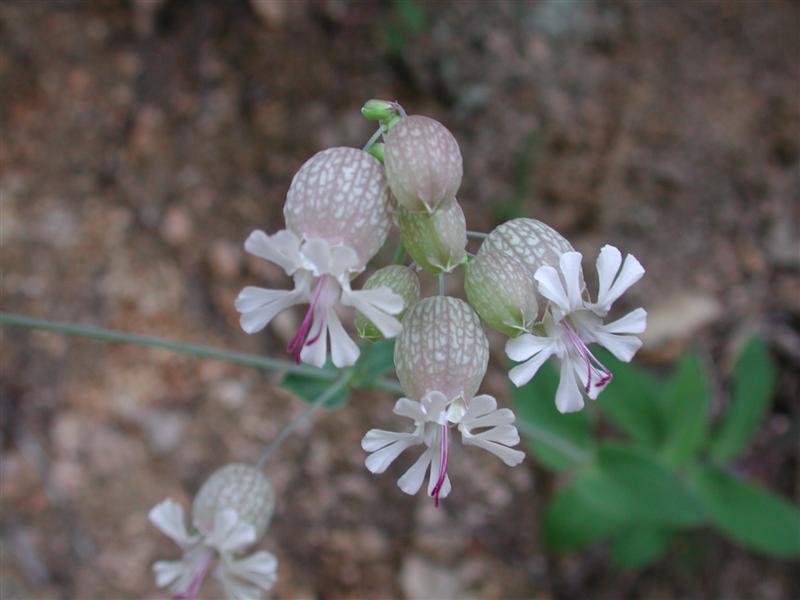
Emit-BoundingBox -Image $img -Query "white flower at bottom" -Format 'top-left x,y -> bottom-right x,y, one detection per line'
361,391 -> 525,505
505,245 -> 647,413
149,463 -> 278,600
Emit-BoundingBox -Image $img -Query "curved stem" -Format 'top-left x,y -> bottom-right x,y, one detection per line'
362,125 -> 385,152
0,312 -> 335,380
256,373 -> 353,468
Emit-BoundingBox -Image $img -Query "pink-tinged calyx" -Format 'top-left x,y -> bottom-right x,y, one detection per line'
384,115 -> 463,213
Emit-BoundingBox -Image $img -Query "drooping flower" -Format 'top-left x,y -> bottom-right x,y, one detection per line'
355,265 -> 421,341
236,147 -> 404,368
505,246 -> 647,413
363,297 -> 525,505
149,464 -> 277,600
464,250 -> 540,336
384,115 -> 463,213
396,197 -> 467,274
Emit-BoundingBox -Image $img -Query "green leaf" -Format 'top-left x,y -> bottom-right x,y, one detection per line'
512,361 -> 594,470
575,444 -> 705,527
660,353 -> 711,466
689,465 -> 800,558
353,339 -> 395,387
282,363 -> 351,408
543,474 -> 625,552
611,526 -> 675,569
710,337 -> 776,462
594,349 -> 664,448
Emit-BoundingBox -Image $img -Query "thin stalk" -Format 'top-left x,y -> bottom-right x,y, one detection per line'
466,230 -> 488,239
362,125 -> 385,152
256,373 -> 353,468
438,273 -> 445,296
0,312 -> 336,380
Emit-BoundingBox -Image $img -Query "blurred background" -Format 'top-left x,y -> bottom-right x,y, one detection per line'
1,1 -> 799,598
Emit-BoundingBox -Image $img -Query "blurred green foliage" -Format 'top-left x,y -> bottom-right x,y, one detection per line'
515,336 -> 799,566
386,0 -> 427,57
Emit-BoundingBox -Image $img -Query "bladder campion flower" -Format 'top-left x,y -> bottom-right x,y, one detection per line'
355,265 -> 421,341
505,246 -> 647,413
396,197 -> 467,274
236,147 -> 404,368
149,464 -> 277,600
362,297 -> 524,506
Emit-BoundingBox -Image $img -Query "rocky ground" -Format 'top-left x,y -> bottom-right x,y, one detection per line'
1,1 -> 798,599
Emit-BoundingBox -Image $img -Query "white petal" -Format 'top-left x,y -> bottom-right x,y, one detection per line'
205,509 -> 256,554
505,333 -> 553,362
555,359 -> 585,413
341,287 -> 403,338
507,339 -> 557,387
365,436 -> 420,473
463,407 -> 516,430
397,447 -> 433,495
593,252 -> 645,314
299,309 -> 328,368
595,331 -> 643,362
148,498 -> 193,547
330,245 -> 361,277
393,397 -> 426,422
462,430 -> 526,466
361,429 -> 412,452
461,394 -> 497,422
421,390 -> 450,420
217,550 -> 278,598
426,440 -> 452,499
534,265 -> 571,315
244,229 -> 301,275
327,310 -> 360,368
595,245 -> 622,306
237,287 -> 306,334
559,251 -> 585,312
153,559 -> 190,589
604,307 -> 647,335
300,238 -> 332,275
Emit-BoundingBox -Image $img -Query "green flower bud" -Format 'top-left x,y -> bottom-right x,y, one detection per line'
356,265 -> 421,341
192,463 -> 274,541
361,99 -> 397,121
366,142 -> 385,164
465,251 -> 540,337
397,198 -> 466,274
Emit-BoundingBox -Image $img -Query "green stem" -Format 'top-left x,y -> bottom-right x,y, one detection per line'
256,373 -> 353,468
0,312 -> 337,380
466,230 -> 488,240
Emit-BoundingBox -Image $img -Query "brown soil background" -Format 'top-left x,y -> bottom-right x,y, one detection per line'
1,1 -> 799,599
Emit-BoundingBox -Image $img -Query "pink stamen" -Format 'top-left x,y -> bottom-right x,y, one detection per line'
562,321 -> 613,392
286,276 -> 328,363
431,423 -> 449,507
172,549 -> 212,600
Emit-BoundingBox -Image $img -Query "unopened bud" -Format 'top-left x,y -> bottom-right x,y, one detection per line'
384,115 -> 463,213
465,251 -> 540,336
356,265 -> 421,341
192,463 -> 274,541
397,198 -> 466,274
394,296 -> 488,402
284,147 -> 392,266
361,99 -> 397,122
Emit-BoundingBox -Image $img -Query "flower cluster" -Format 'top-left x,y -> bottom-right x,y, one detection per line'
150,100 -> 647,599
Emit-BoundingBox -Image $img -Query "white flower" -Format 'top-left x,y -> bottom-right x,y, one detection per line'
236,229 -> 403,368
361,390 -> 525,505
505,245 -> 647,413
149,499 -> 278,600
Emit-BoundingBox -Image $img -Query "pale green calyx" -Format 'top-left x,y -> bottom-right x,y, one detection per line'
479,218 -> 576,278
394,296 -> 489,402
465,251 -> 540,337
397,198 -> 467,274
361,99 -> 397,122
356,265 -> 421,341
192,463 -> 275,541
